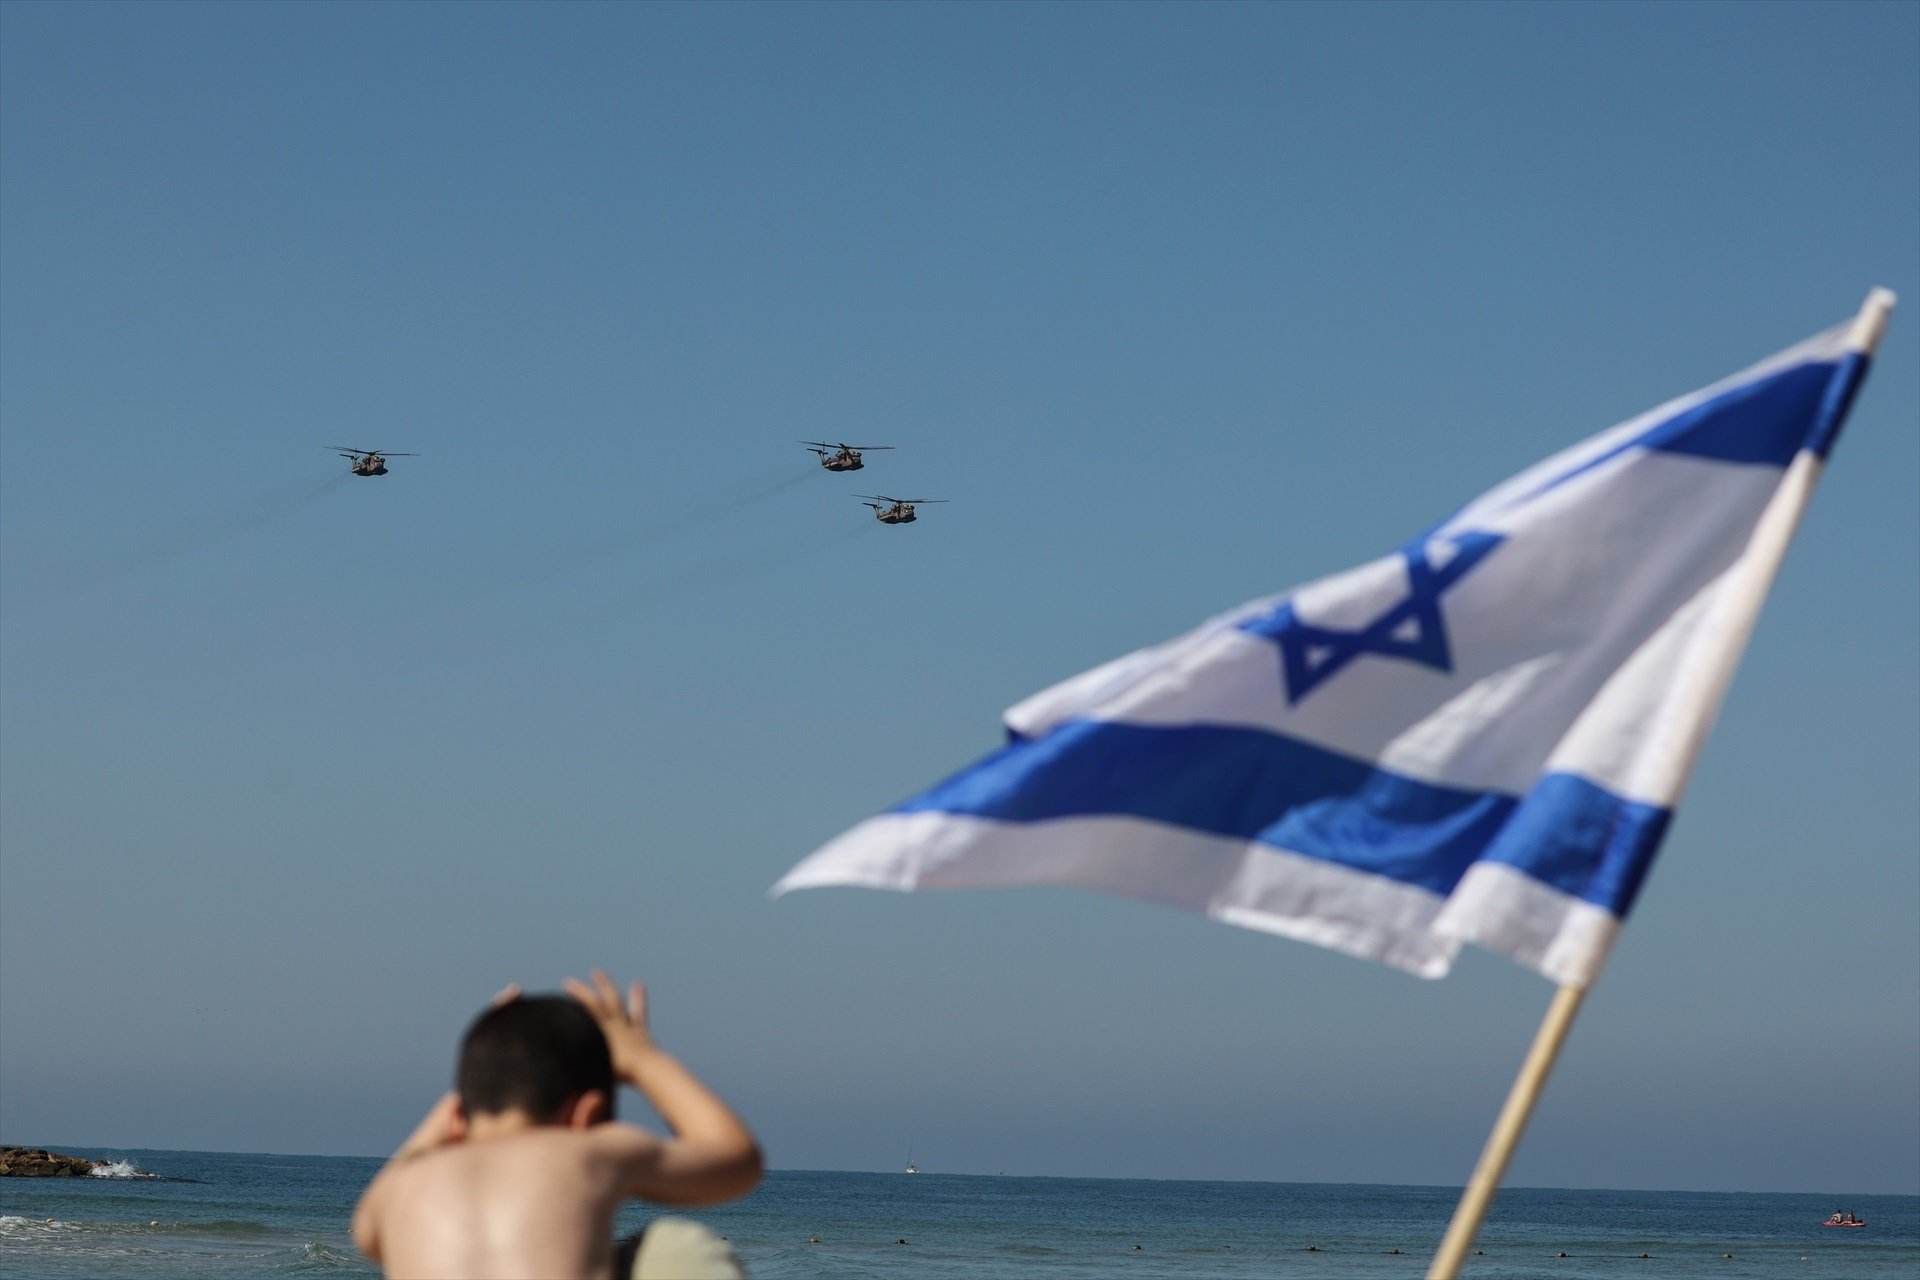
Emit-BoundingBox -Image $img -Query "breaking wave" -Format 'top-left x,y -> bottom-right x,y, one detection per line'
0,1214 -> 82,1239
0,1214 -> 274,1238
275,1241 -> 363,1271
89,1157 -> 156,1179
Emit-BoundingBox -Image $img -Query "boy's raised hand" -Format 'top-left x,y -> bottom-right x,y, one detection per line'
564,970 -> 655,1079
567,969 -> 762,1203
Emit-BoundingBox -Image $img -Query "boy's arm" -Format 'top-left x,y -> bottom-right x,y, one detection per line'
568,972 -> 764,1205
351,1090 -> 464,1261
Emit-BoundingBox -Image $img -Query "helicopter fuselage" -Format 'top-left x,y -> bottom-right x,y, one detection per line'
819,451 -> 863,471
330,445 -> 413,475
874,505 -> 916,523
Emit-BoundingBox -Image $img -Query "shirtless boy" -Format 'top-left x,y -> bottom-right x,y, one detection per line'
352,972 -> 762,1280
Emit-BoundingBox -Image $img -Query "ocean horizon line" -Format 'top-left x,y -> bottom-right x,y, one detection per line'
15,1142 -> 1916,1200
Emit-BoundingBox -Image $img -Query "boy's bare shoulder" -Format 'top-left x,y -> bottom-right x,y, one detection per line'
584,1122 -> 665,1158
385,1128 -> 610,1196
404,1125 -> 661,1177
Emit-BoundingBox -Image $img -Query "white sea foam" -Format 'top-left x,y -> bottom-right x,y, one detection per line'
88,1158 -> 153,1179
281,1241 -> 361,1271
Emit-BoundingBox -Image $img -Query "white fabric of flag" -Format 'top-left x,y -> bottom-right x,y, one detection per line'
776,297 -> 1891,987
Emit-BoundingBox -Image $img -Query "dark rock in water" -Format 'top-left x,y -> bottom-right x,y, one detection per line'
0,1146 -> 98,1177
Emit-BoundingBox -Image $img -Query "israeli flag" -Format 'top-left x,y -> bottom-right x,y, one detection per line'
777,292 -> 1895,987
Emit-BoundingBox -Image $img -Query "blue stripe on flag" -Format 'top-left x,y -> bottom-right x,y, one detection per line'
895,720 -> 1670,914
1479,773 -> 1670,916
1519,356 -> 1854,508
1808,351 -> 1871,458
1646,358 -> 1847,465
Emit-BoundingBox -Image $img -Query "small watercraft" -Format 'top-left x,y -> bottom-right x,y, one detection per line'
1822,1212 -> 1866,1228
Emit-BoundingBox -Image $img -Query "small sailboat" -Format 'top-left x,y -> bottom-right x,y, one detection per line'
904,1145 -> 918,1175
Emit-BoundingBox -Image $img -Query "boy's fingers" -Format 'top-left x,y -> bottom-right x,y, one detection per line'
489,984 -> 522,1008
626,981 -> 646,1022
563,977 -> 601,1012
591,970 -> 622,1013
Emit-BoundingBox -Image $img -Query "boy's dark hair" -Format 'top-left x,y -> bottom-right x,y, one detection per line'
456,996 -> 614,1121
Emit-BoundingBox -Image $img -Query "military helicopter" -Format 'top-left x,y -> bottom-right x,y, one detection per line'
857,494 -> 948,525
329,447 -> 418,476
803,441 -> 893,472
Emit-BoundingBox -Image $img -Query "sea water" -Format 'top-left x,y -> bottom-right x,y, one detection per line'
1,1149 -> 1913,1279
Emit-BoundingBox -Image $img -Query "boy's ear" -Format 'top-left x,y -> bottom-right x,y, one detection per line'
564,1090 -> 610,1130
448,1099 -> 470,1142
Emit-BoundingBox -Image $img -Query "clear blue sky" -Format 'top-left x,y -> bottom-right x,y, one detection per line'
2,2 -> 1915,1194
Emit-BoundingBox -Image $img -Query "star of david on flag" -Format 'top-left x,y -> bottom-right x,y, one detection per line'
1249,531 -> 1507,704
775,293 -> 1894,987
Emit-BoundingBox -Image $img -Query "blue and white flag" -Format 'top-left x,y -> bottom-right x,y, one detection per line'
776,292 -> 1895,987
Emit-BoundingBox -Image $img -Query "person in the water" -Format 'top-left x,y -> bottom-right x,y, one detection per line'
351,972 -> 761,1280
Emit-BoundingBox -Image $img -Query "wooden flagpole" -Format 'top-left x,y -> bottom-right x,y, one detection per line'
1425,983 -> 1586,1280
1426,284 -> 1896,1280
